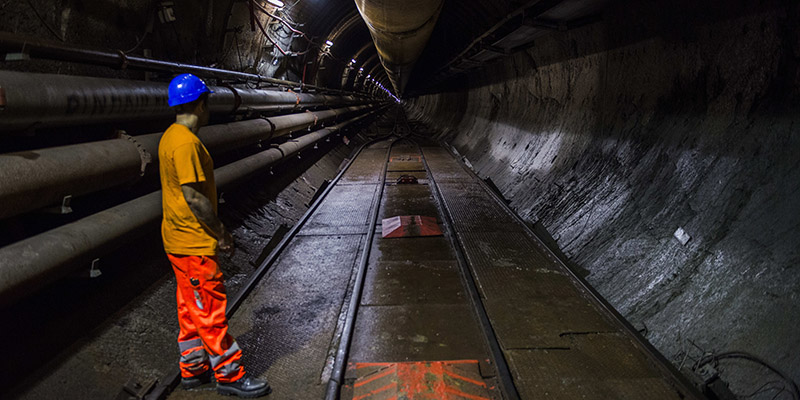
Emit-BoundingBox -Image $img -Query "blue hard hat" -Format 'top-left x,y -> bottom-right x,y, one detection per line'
168,73 -> 214,107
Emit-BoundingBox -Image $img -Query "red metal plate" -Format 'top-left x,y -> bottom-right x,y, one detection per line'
381,215 -> 443,238
390,155 -> 422,162
352,360 -> 496,400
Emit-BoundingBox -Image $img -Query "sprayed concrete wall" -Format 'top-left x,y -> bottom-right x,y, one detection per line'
407,1 -> 800,391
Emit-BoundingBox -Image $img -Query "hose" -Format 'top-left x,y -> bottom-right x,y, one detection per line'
696,351 -> 799,400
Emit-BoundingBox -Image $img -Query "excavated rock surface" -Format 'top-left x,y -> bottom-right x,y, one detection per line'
407,2 -> 800,394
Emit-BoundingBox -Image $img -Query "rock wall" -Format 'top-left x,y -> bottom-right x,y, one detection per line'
407,0 -> 800,391
0,0 -> 292,79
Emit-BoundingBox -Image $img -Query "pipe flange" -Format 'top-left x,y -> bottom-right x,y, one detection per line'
260,116 -> 276,141
269,143 -> 285,158
118,131 -> 152,176
116,50 -> 129,70
221,84 -> 243,114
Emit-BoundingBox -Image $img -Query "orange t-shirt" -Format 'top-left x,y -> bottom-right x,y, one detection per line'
159,123 -> 218,255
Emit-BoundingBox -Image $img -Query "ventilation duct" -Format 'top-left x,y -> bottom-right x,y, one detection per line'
354,0 -> 444,96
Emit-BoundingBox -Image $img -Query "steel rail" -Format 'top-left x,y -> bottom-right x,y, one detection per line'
416,142 -> 522,400
0,110 -> 384,307
144,109 -> 392,400
0,104 -> 378,220
437,143 -> 707,399
324,137 -> 395,400
0,31 -> 345,93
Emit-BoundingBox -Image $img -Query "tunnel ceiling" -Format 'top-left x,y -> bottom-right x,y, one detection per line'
0,0 -> 611,97
285,0 -> 610,96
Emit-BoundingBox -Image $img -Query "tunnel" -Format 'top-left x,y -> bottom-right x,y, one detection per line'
0,0 -> 798,399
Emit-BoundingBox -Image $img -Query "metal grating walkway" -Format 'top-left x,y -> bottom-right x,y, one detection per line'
421,144 -> 691,399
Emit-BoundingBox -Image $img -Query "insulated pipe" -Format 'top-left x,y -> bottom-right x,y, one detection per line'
0,31 -> 335,92
353,0 -> 444,95
0,70 -> 367,131
0,109 -> 382,306
0,104 -> 378,220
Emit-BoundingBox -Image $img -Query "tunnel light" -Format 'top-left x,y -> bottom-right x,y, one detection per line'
325,40 -> 334,47
266,0 -> 284,8
350,58 -> 357,64
359,67 -> 364,72
366,74 -> 370,78
157,1 -> 176,23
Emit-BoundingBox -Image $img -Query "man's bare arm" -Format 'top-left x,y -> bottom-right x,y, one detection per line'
182,183 -> 234,252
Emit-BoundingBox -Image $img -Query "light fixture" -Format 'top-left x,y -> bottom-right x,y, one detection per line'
359,67 -> 364,72
266,0 -> 284,7
157,1 -> 176,23
350,58 -> 357,64
325,40 -> 334,47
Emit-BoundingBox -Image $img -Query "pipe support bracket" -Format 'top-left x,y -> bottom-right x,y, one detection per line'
117,131 -> 152,176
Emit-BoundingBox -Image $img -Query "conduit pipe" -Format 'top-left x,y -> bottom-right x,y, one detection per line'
0,32 -> 333,91
354,0 -> 444,95
0,109 -> 382,306
0,104 -> 379,220
0,70 -> 368,131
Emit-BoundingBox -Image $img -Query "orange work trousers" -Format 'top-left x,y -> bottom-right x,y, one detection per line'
168,254 -> 246,383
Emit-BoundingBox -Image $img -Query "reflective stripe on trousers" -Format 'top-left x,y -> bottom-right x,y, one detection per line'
209,341 -> 243,380
178,338 -> 209,375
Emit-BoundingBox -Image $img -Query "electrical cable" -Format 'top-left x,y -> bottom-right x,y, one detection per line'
741,381 -> 787,399
250,0 -> 314,44
696,351 -> 799,400
252,11 -> 288,56
772,388 -> 790,400
123,31 -> 149,54
24,0 -> 64,42
233,29 -> 245,71
123,10 -> 154,55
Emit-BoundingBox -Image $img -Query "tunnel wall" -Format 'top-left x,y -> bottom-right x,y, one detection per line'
1,0 -> 294,80
407,1 -> 800,387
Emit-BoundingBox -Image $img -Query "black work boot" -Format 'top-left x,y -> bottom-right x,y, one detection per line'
217,374 -> 271,398
181,369 -> 214,389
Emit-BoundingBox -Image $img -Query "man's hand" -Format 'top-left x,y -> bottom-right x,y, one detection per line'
218,229 -> 235,256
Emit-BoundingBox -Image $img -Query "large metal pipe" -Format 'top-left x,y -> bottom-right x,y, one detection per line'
0,31 -> 341,93
0,70 -> 368,131
0,109 -> 382,306
0,104 -> 378,220
353,0 -> 444,95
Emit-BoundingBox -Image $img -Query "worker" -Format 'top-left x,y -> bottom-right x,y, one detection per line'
159,73 -> 270,397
